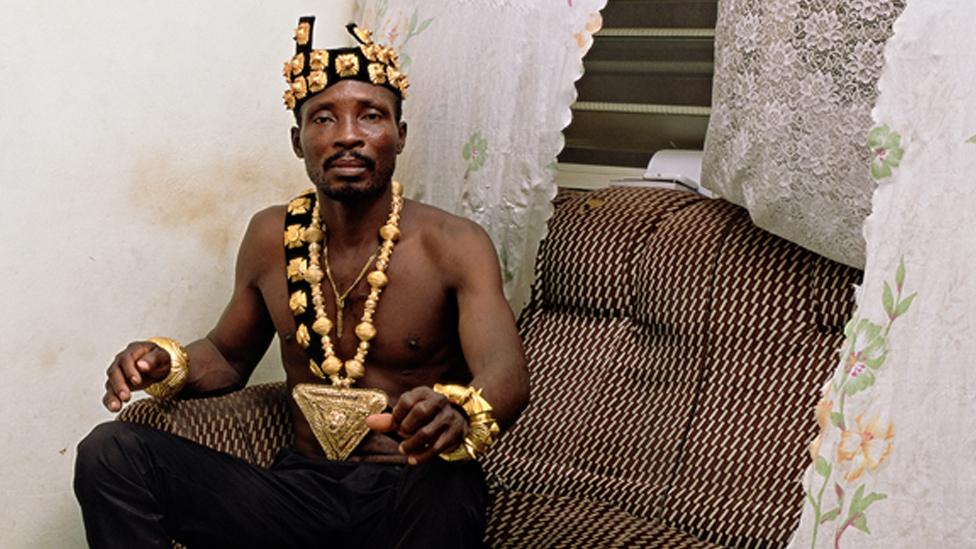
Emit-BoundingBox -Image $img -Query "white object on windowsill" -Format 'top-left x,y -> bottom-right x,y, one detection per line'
610,149 -> 712,197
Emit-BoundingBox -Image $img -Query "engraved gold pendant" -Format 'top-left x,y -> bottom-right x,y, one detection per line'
292,383 -> 388,461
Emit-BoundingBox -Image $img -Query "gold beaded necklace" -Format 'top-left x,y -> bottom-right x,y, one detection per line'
303,181 -> 403,388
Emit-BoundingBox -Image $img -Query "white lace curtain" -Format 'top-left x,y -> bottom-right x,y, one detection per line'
355,0 -> 606,314
703,0 -> 905,268
787,1 -> 976,546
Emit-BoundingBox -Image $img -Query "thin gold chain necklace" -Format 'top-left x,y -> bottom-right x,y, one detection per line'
322,243 -> 380,338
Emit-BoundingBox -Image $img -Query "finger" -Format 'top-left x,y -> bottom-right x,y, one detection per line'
407,429 -> 465,466
366,413 -> 396,433
137,347 -> 172,381
118,352 -> 143,387
391,388 -> 425,425
106,360 -> 132,403
399,407 -> 453,454
102,385 -> 122,412
396,395 -> 449,436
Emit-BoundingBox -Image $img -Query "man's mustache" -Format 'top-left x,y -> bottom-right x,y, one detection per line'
322,151 -> 376,172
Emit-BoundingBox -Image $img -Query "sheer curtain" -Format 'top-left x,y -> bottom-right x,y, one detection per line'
355,0 -> 606,314
788,0 -> 976,546
703,0 -> 904,268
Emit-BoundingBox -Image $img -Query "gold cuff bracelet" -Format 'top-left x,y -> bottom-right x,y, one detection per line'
144,337 -> 189,399
433,383 -> 501,462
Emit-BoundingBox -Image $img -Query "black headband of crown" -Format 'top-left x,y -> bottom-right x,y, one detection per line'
282,17 -> 409,112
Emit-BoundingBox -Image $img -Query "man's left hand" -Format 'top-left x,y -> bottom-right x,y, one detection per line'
366,386 -> 468,465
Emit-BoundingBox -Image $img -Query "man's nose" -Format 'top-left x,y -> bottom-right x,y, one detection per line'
334,117 -> 365,148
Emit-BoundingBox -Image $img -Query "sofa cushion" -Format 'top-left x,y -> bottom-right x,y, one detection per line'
484,310 -> 664,506
532,187 -> 704,316
653,204 -> 861,547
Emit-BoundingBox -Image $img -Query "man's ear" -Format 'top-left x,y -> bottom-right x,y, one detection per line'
396,121 -> 407,154
291,126 -> 304,159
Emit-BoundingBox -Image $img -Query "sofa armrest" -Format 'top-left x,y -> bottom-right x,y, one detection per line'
117,382 -> 293,468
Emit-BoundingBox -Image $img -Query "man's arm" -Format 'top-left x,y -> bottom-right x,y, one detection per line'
448,220 -> 530,428
369,218 -> 529,464
102,208 -> 280,411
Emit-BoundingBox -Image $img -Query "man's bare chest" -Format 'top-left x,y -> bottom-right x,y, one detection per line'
255,241 -> 464,387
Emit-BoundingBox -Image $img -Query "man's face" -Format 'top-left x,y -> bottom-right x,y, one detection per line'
291,80 -> 406,201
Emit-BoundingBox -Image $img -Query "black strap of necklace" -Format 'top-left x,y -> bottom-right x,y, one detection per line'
284,190 -> 324,367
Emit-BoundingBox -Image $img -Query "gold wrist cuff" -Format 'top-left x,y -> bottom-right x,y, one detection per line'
433,383 -> 501,462
144,337 -> 189,399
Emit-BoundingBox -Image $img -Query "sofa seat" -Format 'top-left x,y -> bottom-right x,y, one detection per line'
487,490 -> 723,548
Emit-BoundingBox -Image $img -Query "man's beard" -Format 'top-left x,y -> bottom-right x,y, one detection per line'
307,151 -> 391,202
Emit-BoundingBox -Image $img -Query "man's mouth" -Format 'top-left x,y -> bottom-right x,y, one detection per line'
332,158 -> 365,167
323,152 -> 375,176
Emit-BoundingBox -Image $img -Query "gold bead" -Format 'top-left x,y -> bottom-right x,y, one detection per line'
367,270 -> 388,288
304,265 -> 324,284
312,317 -> 333,336
304,227 -> 324,243
323,356 -> 342,376
365,298 -> 377,309
379,224 -> 400,242
345,360 -> 365,379
355,322 -> 376,341
392,180 -> 403,195
358,341 -> 370,352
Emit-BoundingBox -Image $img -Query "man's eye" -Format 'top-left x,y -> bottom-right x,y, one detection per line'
363,112 -> 382,121
314,115 -> 335,124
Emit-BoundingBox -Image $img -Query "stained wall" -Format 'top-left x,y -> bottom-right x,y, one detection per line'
0,1 -> 353,545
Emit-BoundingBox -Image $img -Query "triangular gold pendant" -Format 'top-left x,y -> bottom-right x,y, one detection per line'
292,384 -> 389,461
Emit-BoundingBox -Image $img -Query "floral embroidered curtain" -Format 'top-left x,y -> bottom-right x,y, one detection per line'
355,0 -> 606,314
702,0 -> 905,268
789,0 -> 976,546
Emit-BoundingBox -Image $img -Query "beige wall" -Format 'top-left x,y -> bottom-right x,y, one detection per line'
0,1 -> 354,546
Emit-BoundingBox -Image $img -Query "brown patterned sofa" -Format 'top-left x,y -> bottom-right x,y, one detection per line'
119,187 -> 860,548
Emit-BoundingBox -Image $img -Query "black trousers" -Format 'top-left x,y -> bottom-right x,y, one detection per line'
74,422 -> 487,549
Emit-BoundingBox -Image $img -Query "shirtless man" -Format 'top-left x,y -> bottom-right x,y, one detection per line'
74,18 -> 528,549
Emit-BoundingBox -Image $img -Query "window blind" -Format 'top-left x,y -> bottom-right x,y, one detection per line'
559,0 -> 718,168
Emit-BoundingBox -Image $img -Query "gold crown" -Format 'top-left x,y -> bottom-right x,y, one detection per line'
283,18 -> 409,111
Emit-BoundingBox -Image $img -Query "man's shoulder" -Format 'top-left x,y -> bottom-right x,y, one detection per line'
242,204 -> 288,246
405,199 -> 488,245
404,200 -> 497,286
249,203 -> 288,231
235,204 -> 288,272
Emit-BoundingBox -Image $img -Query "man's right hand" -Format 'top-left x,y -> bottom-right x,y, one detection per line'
103,341 -> 172,412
